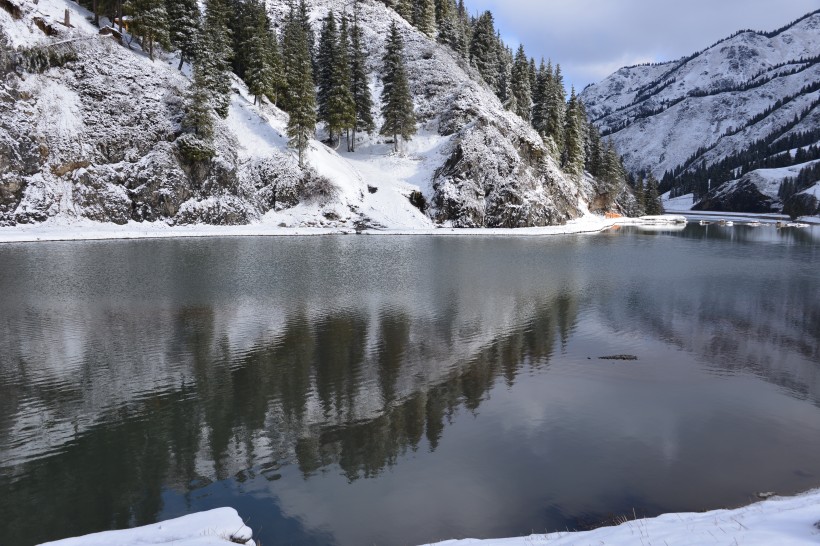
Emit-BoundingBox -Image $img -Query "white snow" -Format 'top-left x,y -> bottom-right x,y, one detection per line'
799,182 -> 820,199
39,507 -> 255,546
746,159 -> 820,199
0,214 -> 689,243
39,489 -> 820,546
581,12 -> 820,177
424,489 -> 820,546
661,191 -> 697,212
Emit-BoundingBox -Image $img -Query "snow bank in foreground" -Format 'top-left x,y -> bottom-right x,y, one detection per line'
0,215 -> 687,244
39,507 -> 254,546
425,489 -> 820,546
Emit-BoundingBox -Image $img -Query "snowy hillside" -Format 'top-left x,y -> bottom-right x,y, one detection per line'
658,159 -> 820,218
0,0 -> 607,230
580,10 -> 820,179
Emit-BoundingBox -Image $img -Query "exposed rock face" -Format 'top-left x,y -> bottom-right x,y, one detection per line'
431,88 -> 581,227
692,176 -> 780,213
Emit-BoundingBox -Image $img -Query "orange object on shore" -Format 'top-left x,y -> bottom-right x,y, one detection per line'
605,212 -> 623,219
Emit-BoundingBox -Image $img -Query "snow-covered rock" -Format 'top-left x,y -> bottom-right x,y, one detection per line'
426,489 -> 820,546
580,10 -> 820,178
0,0 -> 600,230
39,507 -> 255,546
664,159 -> 820,214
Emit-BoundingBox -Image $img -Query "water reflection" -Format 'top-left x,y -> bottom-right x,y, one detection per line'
0,230 -> 819,545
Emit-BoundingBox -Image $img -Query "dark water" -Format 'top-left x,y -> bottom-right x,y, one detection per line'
1,225 -> 819,546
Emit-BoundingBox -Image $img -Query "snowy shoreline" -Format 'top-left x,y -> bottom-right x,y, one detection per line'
427,488 -> 820,545
39,489 -> 820,546
0,215 -> 687,244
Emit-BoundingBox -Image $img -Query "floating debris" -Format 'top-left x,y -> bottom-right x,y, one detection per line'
599,355 -> 638,361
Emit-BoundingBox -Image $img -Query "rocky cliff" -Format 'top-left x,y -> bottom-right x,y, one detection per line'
0,0 -> 612,229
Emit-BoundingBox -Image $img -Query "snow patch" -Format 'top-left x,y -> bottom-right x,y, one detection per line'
40,507 -> 255,546
425,489 -> 820,546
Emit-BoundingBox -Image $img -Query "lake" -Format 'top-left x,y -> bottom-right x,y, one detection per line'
1,225 -> 819,546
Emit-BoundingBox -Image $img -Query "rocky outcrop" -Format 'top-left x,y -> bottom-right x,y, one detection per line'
692,176 -> 780,213
783,190 -> 820,219
432,87 -> 581,227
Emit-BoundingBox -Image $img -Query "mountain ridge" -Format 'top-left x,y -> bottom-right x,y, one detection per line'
581,9 -> 820,217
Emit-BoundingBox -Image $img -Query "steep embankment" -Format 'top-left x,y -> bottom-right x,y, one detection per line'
0,0 -> 603,230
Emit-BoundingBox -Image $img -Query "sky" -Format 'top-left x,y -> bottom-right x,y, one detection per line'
461,0 -> 819,91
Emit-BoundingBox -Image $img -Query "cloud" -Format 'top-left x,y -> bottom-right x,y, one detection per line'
463,0 -> 818,89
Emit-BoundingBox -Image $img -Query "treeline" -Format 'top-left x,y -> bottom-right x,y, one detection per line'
778,161 -> 820,201
662,121 -> 820,199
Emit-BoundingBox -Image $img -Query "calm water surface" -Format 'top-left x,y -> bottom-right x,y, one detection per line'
1,225 -> 819,545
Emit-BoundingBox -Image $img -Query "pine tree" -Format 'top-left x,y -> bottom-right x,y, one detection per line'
601,139 -> 626,206
165,0 -> 199,70
184,59 -> 215,139
645,174 -> 664,215
394,0 -> 412,21
469,11 -> 498,91
245,4 -> 276,105
563,87 -> 585,175
316,11 -> 339,139
508,44 -> 532,121
545,62 -> 566,152
297,0 -> 317,75
264,24 -> 285,106
225,0 -> 254,80
196,0 -> 233,118
586,121 -> 602,178
496,44 -> 512,105
327,14 -> 356,150
528,58 -> 537,95
283,2 -> 317,167
531,58 -> 550,136
124,0 -> 169,61
633,172 -> 645,214
435,0 -> 453,26
349,9 -> 375,151
380,22 -> 416,153
436,0 -> 461,52
454,0 -> 470,57
417,0 -> 437,37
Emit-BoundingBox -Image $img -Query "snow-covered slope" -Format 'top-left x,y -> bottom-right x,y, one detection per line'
580,10 -> 820,178
657,159 -> 820,216
0,0 -> 599,230
41,508 -> 255,546
428,489 -> 820,546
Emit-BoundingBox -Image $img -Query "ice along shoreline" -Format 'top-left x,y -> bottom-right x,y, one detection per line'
0,215 -> 687,244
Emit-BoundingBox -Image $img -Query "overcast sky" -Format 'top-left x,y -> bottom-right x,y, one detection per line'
462,0 -> 819,91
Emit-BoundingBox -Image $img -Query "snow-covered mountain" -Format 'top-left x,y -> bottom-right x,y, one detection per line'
0,0 -> 614,230
580,10 -> 820,184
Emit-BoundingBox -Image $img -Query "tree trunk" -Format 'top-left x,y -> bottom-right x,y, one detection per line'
178,54 -> 185,71
92,0 -> 99,27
